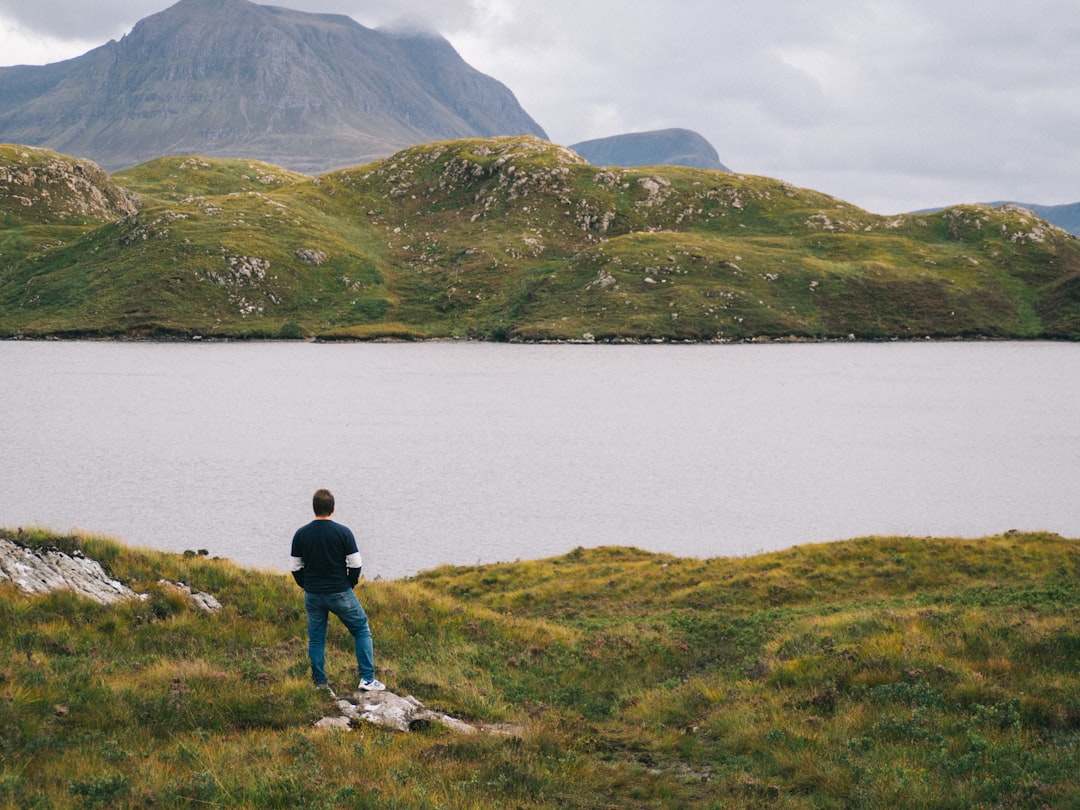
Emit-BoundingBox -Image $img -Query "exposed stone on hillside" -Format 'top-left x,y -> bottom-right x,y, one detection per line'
355,136 -> 586,203
0,536 -> 221,610
214,256 -> 271,285
0,146 -> 138,225
157,579 -> 223,612
316,688 -> 519,735
295,248 -> 327,266
918,200 -> 1080,236
0,536 -> 137,604
117,209 -> 190,244
997,205 -> 1056,244
943,204 -> 1068,245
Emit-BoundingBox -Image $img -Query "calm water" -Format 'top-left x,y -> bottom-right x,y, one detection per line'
1,341 -> 1077,579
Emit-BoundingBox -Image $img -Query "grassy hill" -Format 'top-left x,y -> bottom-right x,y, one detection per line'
2,136 -> 1079,341
1,528 -> 1078,808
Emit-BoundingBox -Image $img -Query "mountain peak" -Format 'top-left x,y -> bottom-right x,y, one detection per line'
0,0 -> 546,173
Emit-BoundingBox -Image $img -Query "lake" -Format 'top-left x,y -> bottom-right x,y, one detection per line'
1,340 -> 1077,579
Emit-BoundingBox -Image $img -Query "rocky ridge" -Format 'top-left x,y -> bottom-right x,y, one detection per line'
0,535 -> 139,603
0,145 -> 137,225
0,535 -> 220,610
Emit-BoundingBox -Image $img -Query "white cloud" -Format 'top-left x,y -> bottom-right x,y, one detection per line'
0,1 -> 138,42
0,12 -> 103,66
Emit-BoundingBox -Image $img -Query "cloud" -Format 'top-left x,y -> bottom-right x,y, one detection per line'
0,0 -> 142,41
0,11 -> 104,65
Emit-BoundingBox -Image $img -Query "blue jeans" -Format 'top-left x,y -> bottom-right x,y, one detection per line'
304,589 -> 375,684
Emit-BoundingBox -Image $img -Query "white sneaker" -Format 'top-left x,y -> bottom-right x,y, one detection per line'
359,678 -> 386,692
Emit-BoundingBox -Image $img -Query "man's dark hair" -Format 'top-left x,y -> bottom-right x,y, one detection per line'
312,489 -> 335,517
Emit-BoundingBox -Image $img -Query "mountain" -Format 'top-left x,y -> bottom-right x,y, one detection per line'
571,128 -> 729,171
2,136 -> 1078,342
0,0 -> 546,173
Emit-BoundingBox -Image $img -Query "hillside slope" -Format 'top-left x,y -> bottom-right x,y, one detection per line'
988,201 -> 1080,237
919,201 -> 1080,237
1,136 -> 1079,341
2,528 -> 1078,808
0,0 -> 546,173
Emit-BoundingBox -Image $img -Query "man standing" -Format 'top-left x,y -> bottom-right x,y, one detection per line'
290,488 -> 385,693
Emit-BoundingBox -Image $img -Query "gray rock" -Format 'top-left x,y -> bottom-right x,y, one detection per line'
0,537 -> 138,604
313,716 -> 352,731
157,579 -> 223,612
0,538 -> 222,611
294,248 -> 327,266
319,690 -> 480,734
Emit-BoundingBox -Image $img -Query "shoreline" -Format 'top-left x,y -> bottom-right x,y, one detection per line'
0,332 -> 1069,345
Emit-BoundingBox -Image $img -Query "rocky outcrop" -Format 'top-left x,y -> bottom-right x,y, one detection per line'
0,145 -> 138,225
0,535 -> 221,610
0,536 -> 138,603
316,689 -> 519,735
328,690 -> 477,733
157,579 -> 223,612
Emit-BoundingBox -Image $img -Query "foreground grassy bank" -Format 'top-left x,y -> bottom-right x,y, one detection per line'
1,528 -> 1078,808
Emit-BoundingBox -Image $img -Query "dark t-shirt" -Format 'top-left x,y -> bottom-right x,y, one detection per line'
290,519 -> 360,594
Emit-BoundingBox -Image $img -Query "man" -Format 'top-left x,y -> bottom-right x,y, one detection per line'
290,488 -> 385,693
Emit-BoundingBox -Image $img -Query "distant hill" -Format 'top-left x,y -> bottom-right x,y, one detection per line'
0,0 -> 546,173
571,128 -> 729,171
2,136 -> 1079,342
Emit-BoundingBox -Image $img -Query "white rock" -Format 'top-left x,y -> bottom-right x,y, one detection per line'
157,580 -> 223,612
313,716 -> 352,731
331,690 -> 479,734
0,538 -> 137,604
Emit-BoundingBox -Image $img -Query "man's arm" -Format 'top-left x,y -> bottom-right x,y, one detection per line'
290,555 -> 306,588
346,551 -> 362,587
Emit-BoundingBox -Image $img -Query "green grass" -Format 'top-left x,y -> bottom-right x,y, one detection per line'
111,155 -> 309,205
1,527 -> 1078,808
2,136 -> 1080,340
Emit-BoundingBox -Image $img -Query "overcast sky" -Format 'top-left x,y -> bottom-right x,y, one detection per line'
2,0 -> 1078,214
